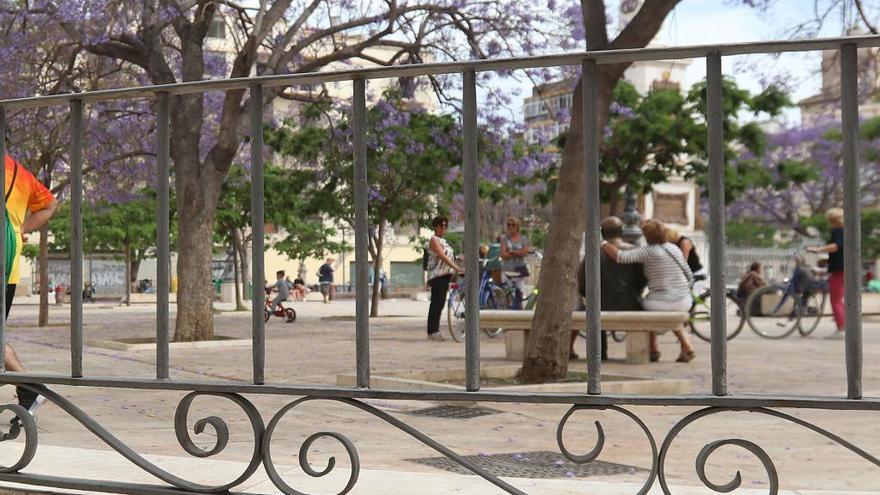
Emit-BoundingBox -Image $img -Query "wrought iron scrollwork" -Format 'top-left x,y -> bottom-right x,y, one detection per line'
262,396 -> 528,495
1,387 -> 877,495
658,406 -> 880,495
556,405 -> 658,495
262,397 -> 360,495
0,402 -> 38,472
11,386 -> 265,493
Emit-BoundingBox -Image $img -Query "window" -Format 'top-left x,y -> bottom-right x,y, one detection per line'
524,100 -> 548,119
208,19 -> 226,39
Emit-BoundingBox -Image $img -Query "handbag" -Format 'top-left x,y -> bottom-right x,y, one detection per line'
661,244 -> 694,289
4,162 -> 17,283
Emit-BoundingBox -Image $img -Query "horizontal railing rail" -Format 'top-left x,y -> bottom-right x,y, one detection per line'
0,373 -> 879,410
0,35 -> 878,109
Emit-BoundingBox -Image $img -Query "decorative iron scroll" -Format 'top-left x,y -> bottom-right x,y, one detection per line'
0,388 -> 878,495
556,405 -> 658,495
657,407 -> 880,495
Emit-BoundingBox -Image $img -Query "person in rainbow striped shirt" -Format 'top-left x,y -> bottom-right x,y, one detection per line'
3,152 -> 58,425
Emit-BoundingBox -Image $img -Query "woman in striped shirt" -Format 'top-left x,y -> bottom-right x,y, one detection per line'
600,219 -> 696,363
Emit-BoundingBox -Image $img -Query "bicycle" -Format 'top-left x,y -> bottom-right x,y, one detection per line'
744,264 -> 827,339
494,271 -> 539,310
446,263 -> 509,342
687,285 -> 747,342
264,288 -> 297,323
494,250 -> 543,311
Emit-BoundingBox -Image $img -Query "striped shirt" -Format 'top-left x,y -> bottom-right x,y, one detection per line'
617,242 -> 693,303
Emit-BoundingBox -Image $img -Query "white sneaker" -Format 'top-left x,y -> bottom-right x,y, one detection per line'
427,332 -> 445,341
10,393 -> 45,429
824,331 -> 845,340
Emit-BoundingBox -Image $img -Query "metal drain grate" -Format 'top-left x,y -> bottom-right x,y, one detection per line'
407,405 -> 501,419
408,450 -> 645,479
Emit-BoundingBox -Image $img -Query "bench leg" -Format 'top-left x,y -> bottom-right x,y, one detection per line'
506,330 -> 528,361
626,332 -> 651,364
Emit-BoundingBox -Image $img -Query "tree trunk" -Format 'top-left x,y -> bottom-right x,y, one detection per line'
173,198 -> 219,341
238,231 -> 250,301
130,258 -> 142,290
168,71 -> 228,342
520,72 -> 617,383
124,245 -> 131,306
608,187 -> 619,216
518,0 -> 683,383
369,221 -> 385,317
38,224 -> 49,327
232,229 -> 246,311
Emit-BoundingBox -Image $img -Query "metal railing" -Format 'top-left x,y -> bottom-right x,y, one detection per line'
0,34 -> 878,494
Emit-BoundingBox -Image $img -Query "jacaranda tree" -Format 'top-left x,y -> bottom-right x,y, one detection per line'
8,0 -> 576,341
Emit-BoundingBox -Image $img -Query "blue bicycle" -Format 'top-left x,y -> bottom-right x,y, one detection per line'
744,263 -> 828,339
446,261 -> 509,342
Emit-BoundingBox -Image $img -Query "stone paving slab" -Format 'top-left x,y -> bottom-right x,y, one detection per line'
0,445 -> 871,495
0,297 -> 876,493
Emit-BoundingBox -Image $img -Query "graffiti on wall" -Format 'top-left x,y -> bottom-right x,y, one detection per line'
42,258 -> 127,296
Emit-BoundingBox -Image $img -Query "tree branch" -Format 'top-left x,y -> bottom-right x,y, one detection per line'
854,0 -> 878,34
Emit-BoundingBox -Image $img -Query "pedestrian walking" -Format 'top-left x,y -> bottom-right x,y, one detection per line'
807,207 -> 845,338
2,152 -> 59,425
318,258 -> 335,303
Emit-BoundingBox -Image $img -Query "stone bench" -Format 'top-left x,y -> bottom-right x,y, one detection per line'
479,310 -> 689,364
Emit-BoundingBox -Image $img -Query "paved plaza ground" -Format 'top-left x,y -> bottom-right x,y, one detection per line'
0,295 -> 878,494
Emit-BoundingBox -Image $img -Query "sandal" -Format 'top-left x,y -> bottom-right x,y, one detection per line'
650,350 -> 661,362
675,350 -> 695,363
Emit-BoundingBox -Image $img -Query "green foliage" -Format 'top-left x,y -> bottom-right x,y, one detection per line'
602,81 -> 699,193
265,91 -> 462,253
684,79 -> 792,200
861,116 -> 880,141
48,191 -> 172,262
21,244 -> 39,260
544,79 -> 791,202
725,219 -> 777,247
215,163 -> 346,262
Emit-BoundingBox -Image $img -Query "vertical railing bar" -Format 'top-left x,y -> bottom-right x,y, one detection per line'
352,77 -> 371,388
70,99 -> 84,378
840,43 -> 863,400
0,107 -> 6,371
155,93 -> 171,380
582,59 -> 602,395
706,51 -> 728,396
250,84 -> 265,385
462,70 -> 481,392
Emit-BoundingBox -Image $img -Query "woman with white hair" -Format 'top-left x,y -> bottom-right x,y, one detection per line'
807,207 -> 845,338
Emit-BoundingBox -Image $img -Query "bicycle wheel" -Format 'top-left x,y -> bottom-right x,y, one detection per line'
745,285 -> 800,339
482,286 -> 508,338
446,289 -> 467,342
689,291 -> 745,342
263,308 -> 270,322
798,290 -> 827,337
285,308 -> 296,323
523,288 -> 538,310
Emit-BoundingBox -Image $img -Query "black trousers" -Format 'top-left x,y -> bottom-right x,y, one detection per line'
427,275 -> 451,335
5,284 -> 14,320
